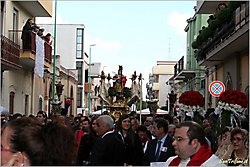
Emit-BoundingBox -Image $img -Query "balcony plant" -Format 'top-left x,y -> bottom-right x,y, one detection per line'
192,1 -> 242,61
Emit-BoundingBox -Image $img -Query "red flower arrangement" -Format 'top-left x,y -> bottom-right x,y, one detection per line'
179,90 -> 204,107
178,91 -> 204,121
219,90 -> 248,107
217,90 -> 248,113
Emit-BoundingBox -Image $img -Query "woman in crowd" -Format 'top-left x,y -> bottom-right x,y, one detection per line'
1,117 -> 77,166
227,128 -> 249,166
215,126 -> 233,159
36,111 -> 47,125
116,114 -> 144,166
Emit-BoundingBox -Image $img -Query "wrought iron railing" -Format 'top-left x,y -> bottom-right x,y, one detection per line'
1,35 -> 20,67
44,41 -> 52,63
9,30 -> 52,64
174,56 -> 184,77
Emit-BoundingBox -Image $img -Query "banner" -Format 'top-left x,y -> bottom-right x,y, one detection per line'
34,36 -> 44,77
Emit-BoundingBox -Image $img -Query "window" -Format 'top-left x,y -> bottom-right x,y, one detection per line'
200,79 -> 205,89
39,97 -> 43,111
9,92 -> 15,114
76,28 -> 84,59
85,69 -> 88,83
12,8 -> 18,43
25,95 -> 29,116
76,61 -> 83,85
77,87 -> 83,107
70,86 -> 74,115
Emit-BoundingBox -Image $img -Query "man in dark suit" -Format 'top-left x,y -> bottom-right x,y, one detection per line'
144,118 -> 176,165
89,115 -> 125,166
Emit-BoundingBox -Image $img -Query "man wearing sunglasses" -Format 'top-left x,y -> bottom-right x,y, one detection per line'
166,121 -> 226,167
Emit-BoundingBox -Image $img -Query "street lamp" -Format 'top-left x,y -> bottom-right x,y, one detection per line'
138,73 -> 143,125
101,66 -> 106,114
88,44 -> 96,115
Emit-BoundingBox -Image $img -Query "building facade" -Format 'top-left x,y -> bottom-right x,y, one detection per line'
151,61 -> 176,107
1,1 -> 78,116
1,1 -> 52,116
38,24 -> 86,114
195,1 -> 249,110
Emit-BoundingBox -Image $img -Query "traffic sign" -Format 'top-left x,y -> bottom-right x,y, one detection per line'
209,81 -> 225,97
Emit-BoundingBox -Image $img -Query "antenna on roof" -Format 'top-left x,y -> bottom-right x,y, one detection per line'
168,37 -> 171,57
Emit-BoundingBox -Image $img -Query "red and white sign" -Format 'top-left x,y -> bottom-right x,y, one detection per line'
209,81 -> 225,97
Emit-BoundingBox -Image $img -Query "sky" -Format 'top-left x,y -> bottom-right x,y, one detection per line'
37,1 -> 196,98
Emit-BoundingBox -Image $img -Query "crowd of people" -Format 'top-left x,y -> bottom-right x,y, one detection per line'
21,18 -> 52,51
1,110 -> 249,166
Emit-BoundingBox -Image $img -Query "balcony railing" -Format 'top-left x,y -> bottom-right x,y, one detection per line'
195,2 -> 249,62
1,35 -> 21,69
174,56 -> 184,77
44,41 -> 52,63
9,30 -> 52,63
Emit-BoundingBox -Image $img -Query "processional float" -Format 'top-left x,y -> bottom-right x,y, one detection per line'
98,65 -> 142,121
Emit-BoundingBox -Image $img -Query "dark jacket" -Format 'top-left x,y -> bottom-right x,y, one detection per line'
89,132 -> 126,166
144,134 -> 176,165
77,133 -> 97,165
117,131 -> 145,165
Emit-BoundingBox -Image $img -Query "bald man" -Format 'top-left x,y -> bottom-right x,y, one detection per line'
89,115 -> 125,166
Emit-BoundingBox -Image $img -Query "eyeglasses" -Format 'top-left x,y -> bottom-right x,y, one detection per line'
231,137 -> 244,141
1,145 -> 16,153
173,136 -> 189,142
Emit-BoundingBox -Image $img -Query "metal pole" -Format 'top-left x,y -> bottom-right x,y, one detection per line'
101,100 -> 104,114
88,44 -> 95,115
139,74 -> 143,125
52,0 -> 57,104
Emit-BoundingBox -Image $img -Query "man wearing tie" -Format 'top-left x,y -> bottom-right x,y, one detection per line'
144,118 -> 176,165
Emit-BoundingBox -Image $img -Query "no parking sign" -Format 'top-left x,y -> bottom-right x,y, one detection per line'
209,81 -> 225,97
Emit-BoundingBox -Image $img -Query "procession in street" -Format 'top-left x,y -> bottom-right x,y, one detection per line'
1,1 -> 249,166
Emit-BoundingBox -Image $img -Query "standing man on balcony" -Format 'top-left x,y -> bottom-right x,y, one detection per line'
21,18 -> 33,50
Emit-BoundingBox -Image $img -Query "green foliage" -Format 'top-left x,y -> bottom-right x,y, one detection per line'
122,87 -> 132,99
193,2 -> 241,55
191,41 -> 198,49
136,101 -> 148,110
108,87 -> 117,97
208,19 -> 220,31
228,1 -> 241,12
216,8 -> 233,23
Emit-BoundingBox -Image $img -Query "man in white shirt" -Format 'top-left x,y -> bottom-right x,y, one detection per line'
166,121 -> 226,167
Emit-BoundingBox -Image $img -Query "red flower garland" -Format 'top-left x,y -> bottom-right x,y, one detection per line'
219,90 -> 248,108
179,90 -> 204,107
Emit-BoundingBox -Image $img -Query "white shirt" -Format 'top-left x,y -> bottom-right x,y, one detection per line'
101,130 -> 114,138
166,154 -> 227,167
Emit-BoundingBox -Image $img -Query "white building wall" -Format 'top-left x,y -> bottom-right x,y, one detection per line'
2,70 -> 33,114
152,61 -> 176,107
158,75 -> 172,107
37,24 -> 85,69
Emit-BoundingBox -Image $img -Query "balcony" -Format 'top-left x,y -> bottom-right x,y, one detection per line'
196,1 -> 227,14
15,31 -> 53,69
173,56 -> 195,82
14,1 -> 52,17
194,2 -> 249,66
1,35 -> 22,70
